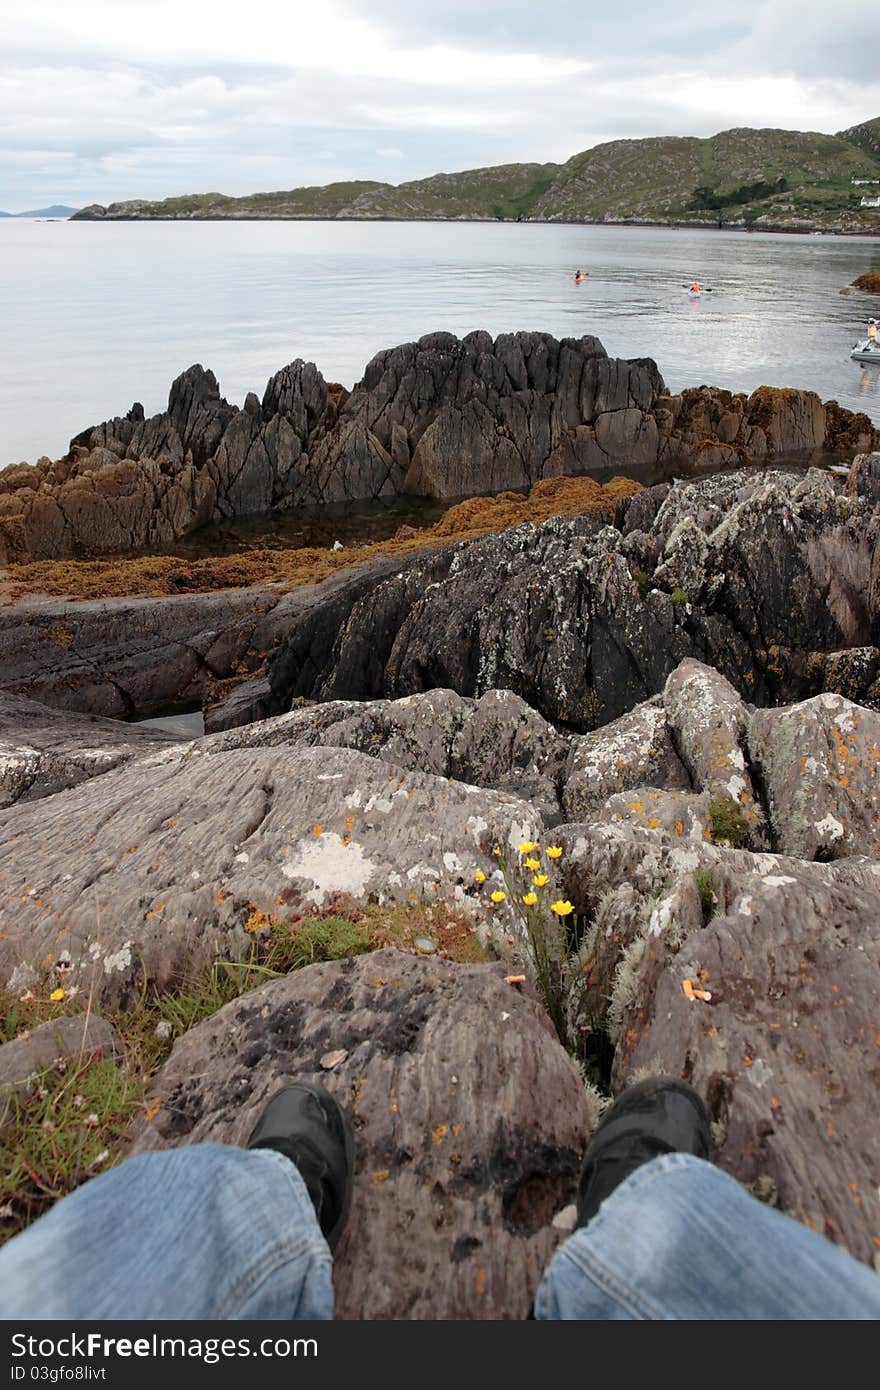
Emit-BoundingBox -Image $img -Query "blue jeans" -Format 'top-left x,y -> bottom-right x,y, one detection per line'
1,1148 -> 878,1319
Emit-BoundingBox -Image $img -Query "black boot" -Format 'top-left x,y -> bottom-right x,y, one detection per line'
576,1076 -> 710,1229
247,1082 -> 354,1250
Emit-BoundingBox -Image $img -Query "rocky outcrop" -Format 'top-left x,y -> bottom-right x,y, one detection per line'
0,692 -> 182,807
747,692 -> 880,860
4,653 -> 880,1271
0,744 -> 541,1004
128,949 -> 590,1320
2,336 -> 876,560
3,466 -> 879,745
608,873 -> 880,1268
0,556 -> 404,720
4,659 -> 880,999
260,467 -> 880,728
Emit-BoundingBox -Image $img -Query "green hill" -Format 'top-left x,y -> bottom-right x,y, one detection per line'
72,119 -> 880,232
534,126 -> 880,229
840,117 -> 880,162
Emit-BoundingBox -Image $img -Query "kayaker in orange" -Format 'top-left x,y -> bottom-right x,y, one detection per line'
690,281 -> 702,293
574,269 -> 588,282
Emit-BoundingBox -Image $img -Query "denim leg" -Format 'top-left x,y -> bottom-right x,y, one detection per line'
535,1153 -> 880,1320
0,1145 -> 334,1320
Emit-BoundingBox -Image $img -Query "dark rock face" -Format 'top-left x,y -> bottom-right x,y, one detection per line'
0,556 -> 405,721
258,468 -> 880,729
127,949 -> 590,1320
2,334 -> 876,560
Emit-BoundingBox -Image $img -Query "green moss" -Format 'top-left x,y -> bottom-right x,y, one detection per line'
709,795 -> 750,848
670,587 -> 689,605
279,915 -> 374,966
632,568 -> 651,596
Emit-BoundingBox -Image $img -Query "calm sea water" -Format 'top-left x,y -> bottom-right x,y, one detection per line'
1,219 -> 878,469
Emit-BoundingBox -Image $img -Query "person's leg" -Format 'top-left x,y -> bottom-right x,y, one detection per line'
0,1081 -> 352,1321
536,1153 -> 880,1320
0,1145 -> 334,1320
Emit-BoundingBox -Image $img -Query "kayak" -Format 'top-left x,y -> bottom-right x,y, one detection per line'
688,290 -> 702,299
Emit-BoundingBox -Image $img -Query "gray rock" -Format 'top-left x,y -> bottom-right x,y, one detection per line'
597,787 -> 713,841
0,1015 -> 122,1097
127,949 -> 590,1320
748,692 -> 880,860
0,693 -> 182,806
0,745 -> 542,1004
611,875 -> 880,1268
7,334 -> 872,562
562,698 -> 691,819
663,661 -> 766,847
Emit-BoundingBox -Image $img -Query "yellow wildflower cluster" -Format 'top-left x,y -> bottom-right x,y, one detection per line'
470,836 -> 574,1043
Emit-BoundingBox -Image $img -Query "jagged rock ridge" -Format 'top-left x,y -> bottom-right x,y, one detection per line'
1,332 -> 876,561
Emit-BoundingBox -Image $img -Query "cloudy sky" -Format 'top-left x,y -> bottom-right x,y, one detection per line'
1,0 -> 879,211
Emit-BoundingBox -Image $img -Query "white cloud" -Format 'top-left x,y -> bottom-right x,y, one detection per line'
0,0 -> 877,209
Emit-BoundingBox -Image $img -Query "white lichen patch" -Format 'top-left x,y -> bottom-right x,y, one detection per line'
815,813 -> 845,842
282,834 -> 376,905
103,942 -> 133,975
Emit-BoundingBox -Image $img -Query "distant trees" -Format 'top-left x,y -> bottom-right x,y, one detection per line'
689,177 -> 789,211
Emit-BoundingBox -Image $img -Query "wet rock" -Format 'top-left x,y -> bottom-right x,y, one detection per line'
127,949 -> 590,1320
0,1015 -> 122,1098
611,875 -> 880,1268
748,692 -> 880,860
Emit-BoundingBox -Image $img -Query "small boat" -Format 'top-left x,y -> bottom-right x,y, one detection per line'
688,290 -> 702,299
851,325 -> 880,363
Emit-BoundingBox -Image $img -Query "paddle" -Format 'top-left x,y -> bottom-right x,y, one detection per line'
682,285 -> 714,292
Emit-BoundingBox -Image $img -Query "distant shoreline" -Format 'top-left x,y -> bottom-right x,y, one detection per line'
63,214 -> 880,238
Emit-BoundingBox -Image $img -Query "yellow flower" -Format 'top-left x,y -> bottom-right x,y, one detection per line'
518,840 -> 536,854
532,874 -> 549,888
551,899 -> 574,917
546,845 -> 563,859
490,890 -> 506,904
474,870 -> 486,883
524,857 -> 541,872
49,987 -> 65,1002
492,846 -> 502,857
522,892 -> 538,907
